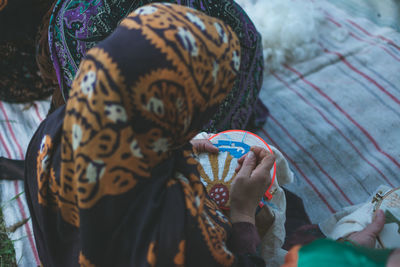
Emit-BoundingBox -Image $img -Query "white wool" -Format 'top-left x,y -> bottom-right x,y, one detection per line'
236,0 -> 323,71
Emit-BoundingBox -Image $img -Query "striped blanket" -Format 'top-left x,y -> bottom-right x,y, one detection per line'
0,100 -> 49,266
0,0 -> 399,265
326,0 -> 400,32
258,1 -> 400,223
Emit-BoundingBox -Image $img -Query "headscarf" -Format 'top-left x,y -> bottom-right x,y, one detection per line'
48,0 -> 265,131
25,3 -> 252,266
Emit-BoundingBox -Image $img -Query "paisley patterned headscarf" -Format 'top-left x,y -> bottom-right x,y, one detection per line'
48,0 -> 265,131
24,3 -> 261,266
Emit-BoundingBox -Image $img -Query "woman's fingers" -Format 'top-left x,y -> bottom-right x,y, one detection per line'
253,153 -> 275,175
347,209 -> 385,248
235,146 -> 273,173
191,139 -> 219,154
237,147 -> 264,164
363,209 -> 385,236
235,153 -> 247,173
250,146 -> 267,156
237,153 -> 247,165
236,151 -> 257,178
251,153 -> 275,185
230,148 -> 275,225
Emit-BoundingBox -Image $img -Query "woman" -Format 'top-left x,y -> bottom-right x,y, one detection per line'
25,4 -> 275,266
45,0 -> 268,131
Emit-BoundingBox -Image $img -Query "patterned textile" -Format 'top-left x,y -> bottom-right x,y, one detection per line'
25,4 -> 264,266
48,0 -> 265,131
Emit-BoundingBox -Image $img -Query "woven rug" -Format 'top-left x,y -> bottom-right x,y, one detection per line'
0,99 -> 49,266
257,0 -> 400,223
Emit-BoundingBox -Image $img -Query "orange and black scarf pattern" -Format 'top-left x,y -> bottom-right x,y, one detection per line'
24,3 -> 263,266
0,0 -> 7,11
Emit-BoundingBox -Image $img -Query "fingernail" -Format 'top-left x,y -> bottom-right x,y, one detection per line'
247,151 -> 255,159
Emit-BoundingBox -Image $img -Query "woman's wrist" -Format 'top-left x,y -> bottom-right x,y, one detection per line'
230,210 -> 255,225
229,222 -> 261,255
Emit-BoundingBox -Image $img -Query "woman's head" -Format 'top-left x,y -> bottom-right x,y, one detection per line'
65,3 -> 240,171
49,0 -> 263,130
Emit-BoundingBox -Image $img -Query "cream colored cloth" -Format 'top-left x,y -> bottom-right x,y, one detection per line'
260,146 -> 293,267
319,185 -> 392,248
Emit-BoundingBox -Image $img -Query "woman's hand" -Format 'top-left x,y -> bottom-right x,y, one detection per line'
190,139 -> 219,154
230,147 -> 275,225
346,209 -> 385,248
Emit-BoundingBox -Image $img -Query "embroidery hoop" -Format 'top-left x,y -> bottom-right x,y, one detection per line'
372,187 -> 400,248
209,130 -> 277,208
